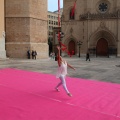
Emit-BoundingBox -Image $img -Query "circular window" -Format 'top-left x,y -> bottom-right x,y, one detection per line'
96,0 -> 110,13
99,3 -> 108,13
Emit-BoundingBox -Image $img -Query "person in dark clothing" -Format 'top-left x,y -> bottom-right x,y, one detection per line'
86,51 -> 90,61
34,51 -> 37,59
27,50 -> 31,59
55,53 -> 57,61
32,50 -> 34,59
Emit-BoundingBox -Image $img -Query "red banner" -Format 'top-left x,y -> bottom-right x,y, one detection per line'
71,0 -> 77,17
58,0 -> 60,41
57,0 -> 76,57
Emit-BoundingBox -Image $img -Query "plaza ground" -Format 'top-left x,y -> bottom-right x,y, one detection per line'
0,56 -> 120,83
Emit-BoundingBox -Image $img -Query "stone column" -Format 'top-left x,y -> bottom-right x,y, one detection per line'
117,18 -> 120,57
117,42 -> 120,57
0,0 -> 6,58
87,13 -> 91,50
117,8 -> 120,57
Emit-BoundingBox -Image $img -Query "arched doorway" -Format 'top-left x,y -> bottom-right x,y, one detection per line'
96,38 -> 108,56
68,40 -> 75,55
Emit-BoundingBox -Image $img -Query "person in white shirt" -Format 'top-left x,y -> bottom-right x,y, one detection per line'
55,46 -> 76,97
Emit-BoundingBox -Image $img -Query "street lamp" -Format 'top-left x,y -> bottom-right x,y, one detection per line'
77,41 -> 82,57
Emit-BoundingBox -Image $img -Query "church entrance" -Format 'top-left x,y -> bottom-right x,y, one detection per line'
68,40 -> 75,55
96,38 -> 108,56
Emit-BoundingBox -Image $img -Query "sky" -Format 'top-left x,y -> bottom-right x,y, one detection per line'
48,0 -> 63,12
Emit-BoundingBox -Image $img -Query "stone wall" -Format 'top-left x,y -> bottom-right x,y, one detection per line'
29,0 -> 48,58
0,0 -> 6,58
29,0 -> 47,20
5,0 -> 29,17
5,0 -> 48,59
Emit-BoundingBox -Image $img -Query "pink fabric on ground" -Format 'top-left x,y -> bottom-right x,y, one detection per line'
0,68 -> 120,120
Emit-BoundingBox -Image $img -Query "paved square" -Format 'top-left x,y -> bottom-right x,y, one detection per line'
0,57 -> 120,83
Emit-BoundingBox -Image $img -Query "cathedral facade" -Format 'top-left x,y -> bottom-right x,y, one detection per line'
0,0 -> 48,59
62,0 -> 120,57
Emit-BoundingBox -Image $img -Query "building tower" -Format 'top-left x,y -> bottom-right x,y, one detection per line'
0,0 -> 6,59
5,0 -> 48,58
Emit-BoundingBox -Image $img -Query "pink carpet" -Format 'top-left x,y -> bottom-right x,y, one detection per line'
0,68 -> 120,120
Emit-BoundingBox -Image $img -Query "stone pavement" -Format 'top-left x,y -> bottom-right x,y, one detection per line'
0,56 -> 120,83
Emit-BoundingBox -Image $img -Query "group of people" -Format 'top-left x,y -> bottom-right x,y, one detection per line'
27,50 -> 37,59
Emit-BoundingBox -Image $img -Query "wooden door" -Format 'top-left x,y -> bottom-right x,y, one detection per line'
96,38 -> 108,56
68,41 -> 75,55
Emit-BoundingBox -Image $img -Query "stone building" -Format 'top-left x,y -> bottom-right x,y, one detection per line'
48,11 -> 59,42
48,9 -> 63,41
62,0 -> 120,57
0,0 -> 6,59
0,0 -> 48,59
47,9 -> 63,55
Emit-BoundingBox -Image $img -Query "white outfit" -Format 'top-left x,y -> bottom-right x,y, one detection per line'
56,61 -> 70,94
56,61 -> 67,78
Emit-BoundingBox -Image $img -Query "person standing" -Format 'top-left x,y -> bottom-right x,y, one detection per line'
50,52 -> 53,59
27,50 -> 31,59
32,50 -> 34,59
52,52 -> 55,60
34,50 -> 37,59
86,51 -> 90,61
55,46 -> 76,97
55,52 -> 57,61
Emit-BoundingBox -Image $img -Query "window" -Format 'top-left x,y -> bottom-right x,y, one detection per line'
99,3 -> 108,13
51,16 -> 53,19
56,22 -> 58,25
96,0 -> 110,14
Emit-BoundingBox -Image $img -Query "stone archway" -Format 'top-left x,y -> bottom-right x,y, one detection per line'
63,36 -> 77,56
89,30 -> 117,57
68,40 -> 75,55
96,38 -> 108,56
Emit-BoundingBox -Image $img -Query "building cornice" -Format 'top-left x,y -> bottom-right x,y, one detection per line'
80,10 -> 120,20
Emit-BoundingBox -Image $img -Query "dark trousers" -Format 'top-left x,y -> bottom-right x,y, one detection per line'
32,55 -> 36,59
28,55 -> 30,59
55,56 -> 57,61
86,57 -> 90,61
34,55 -> 36,59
